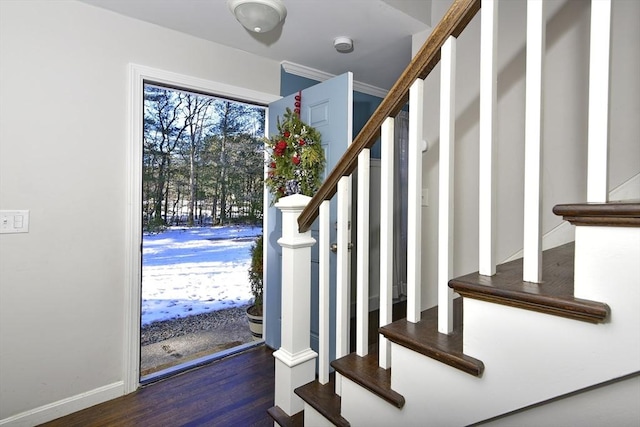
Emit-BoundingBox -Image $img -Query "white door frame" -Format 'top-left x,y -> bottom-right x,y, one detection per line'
125,64 -> 278,393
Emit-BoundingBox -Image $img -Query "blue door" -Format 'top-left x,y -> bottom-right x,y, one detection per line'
264,73 -> 353,360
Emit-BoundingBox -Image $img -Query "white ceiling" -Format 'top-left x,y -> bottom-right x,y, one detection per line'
77,0 -> 432,93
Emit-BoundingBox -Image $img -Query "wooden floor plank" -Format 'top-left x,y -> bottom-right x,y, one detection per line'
39,345 -> 275,427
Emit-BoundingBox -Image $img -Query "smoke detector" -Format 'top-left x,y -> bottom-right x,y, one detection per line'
334,37 -> 353,53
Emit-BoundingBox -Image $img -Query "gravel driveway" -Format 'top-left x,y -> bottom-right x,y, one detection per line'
141,305 -> 255,376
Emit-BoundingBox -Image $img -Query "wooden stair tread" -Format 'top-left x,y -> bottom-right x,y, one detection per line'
331,352 -> 405,408
267,405 -> 304,427
553,201 -> 640,227
380,298 -> 485,377
450,243 -> 610,323
295,375 -> 350,427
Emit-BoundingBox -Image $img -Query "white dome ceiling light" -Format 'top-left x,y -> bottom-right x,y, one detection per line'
227,0 -> 287,33
334,37 -> 354,53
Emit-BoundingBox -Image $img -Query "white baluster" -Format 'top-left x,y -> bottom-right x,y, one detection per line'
587,0 -> 611,203
523,0 -> 545,283
438,36 -> 456,334
479,0 -> 498,277
318,200 -> 330,385
407,78 -> 424,324
335,176 -> 350,396
356,149 -> 370,356
273,194 -> 318,416
379,117 -> 395,369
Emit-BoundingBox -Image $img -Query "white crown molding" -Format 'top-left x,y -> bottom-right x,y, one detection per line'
281,61 -> 388,99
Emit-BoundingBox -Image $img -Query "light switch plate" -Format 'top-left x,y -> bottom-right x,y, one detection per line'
0,210 -> 30,234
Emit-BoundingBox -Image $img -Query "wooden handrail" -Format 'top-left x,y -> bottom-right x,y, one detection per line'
298,0 -> 481,232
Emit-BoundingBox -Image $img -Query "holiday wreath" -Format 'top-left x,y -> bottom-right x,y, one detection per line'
265,107 -> 325,203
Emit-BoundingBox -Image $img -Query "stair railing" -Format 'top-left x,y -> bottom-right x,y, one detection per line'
295,0 -> 481,394
274,0 -> 613,416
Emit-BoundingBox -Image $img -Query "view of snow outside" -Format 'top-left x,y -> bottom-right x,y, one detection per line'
142,225 -> 262,326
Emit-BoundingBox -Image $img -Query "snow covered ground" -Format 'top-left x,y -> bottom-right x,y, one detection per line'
142,225 -> 262,326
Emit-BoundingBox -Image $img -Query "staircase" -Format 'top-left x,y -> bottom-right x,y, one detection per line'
268,0 -> 640,425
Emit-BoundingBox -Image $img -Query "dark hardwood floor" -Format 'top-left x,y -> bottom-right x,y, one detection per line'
40,345 -> 275,427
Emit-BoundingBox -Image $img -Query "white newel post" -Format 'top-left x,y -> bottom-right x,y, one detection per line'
273,194 -> 318,416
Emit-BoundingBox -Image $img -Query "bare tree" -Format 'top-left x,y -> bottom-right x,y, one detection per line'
180,94 -> 213,226
143,85 -> 265,230
210,101 -> 264,225
143,85 -> 188,229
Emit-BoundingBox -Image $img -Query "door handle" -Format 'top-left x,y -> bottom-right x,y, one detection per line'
330,242 -> 353,253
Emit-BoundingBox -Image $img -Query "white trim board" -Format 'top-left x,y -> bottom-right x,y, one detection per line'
0,382 -> 124,427
126,64 -> 279,394
281,61 -> 388,99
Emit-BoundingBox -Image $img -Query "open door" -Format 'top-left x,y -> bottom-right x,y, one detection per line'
264,72 -> 353,360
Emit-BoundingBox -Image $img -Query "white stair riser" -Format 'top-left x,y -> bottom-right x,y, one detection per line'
339,377 -> 405,426
463,298 -> 639,423
337,226 -> 639,426
574,226 -> 640,301
303,403 -> 335,427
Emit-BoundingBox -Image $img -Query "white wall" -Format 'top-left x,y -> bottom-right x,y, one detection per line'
0,0 -> 280,423
415,0 -> 640,310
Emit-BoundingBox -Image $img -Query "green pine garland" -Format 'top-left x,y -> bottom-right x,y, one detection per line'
265,108 -> 325,203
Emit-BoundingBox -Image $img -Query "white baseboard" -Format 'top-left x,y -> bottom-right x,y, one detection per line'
502,221 -> 575,263
0,382 -> 124,427
502,172 -> 640,263
610,173 -> 640,201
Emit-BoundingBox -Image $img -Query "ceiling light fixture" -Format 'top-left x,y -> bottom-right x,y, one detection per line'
227,0 -> 287,33
334,37 -> 353,53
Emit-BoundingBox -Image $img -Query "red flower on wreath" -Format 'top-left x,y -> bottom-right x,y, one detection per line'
292,155 -> 300,165
284,131 -> 291,138
299,139 -> 306,146
274,140 -> 287,156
